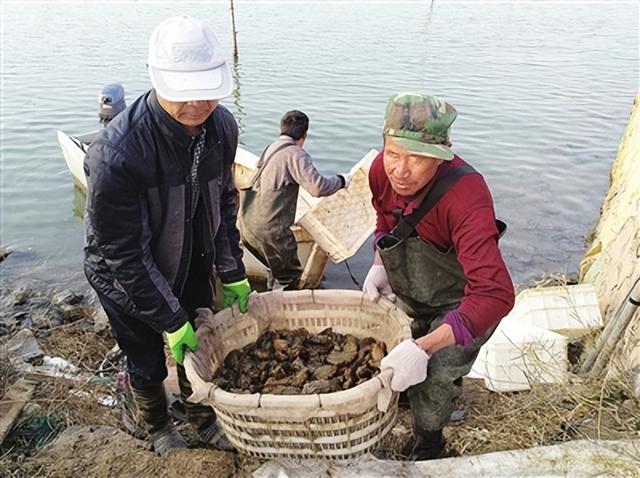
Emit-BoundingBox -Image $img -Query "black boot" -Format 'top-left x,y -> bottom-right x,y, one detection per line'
176,364 -> 234,450
129,384 -> 188,456
398,391 -> 411,408
401,427 -> 445,461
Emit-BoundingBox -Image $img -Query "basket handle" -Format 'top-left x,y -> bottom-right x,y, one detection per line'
376,368 -> 394,412
183,353 -> 214,404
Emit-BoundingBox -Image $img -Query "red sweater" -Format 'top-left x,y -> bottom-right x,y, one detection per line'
369,151 -> 515,339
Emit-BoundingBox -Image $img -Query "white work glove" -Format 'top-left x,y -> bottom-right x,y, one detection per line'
363,264 -> 396,302
376,339 -> 430,412
381,339 -> 429,392
339,173 -> 352,189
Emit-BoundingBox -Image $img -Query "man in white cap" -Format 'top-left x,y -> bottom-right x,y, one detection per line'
84,16 -> 250,455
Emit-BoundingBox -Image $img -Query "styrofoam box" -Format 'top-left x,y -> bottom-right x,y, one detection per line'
297,149 -> 378,263
470,321 -> 568,392
508,284 -> 603,331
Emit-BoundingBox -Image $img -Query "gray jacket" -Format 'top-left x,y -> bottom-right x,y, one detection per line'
251,135 -> 343,195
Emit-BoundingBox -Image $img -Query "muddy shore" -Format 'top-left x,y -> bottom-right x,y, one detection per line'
1,247 -> 638,477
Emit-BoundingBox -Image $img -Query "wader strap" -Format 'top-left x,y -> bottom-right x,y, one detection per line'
390,164 -> 477,241
246,142 -> 295,189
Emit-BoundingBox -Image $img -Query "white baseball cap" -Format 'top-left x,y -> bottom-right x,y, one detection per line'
148,16 -> 234,102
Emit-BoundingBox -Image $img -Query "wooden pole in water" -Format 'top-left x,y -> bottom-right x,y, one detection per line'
230,0 -> 238,60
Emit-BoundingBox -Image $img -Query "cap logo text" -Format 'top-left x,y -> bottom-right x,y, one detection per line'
171,43 -> 213,63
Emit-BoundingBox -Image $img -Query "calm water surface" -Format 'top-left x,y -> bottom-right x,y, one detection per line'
1,1 -> 638,291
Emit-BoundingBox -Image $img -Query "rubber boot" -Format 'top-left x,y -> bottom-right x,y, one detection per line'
149,424 -> 189,457
177,364 -> 234,450
268,271 -> 301,291
398,391 -> 411,408
116,371 -> 144,438
401,427 -> 445,461
282,274 -> 302,291
129,384 -> 188,456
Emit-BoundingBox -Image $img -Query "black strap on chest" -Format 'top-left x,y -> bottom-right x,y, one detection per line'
390,163 -> 477,241
246,141 -> 295,189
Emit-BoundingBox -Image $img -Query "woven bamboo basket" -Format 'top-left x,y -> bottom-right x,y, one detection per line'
183,289 -> 412,459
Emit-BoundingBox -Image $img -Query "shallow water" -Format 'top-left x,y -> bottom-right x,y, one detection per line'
1,1 -> 638,291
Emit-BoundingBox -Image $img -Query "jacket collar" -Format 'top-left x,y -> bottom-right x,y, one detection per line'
147,89 -> 203,149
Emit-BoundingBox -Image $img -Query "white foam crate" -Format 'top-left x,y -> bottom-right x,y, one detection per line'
508,284 -> 602,331
297,149 -> 378,263
470,320 -> 568,392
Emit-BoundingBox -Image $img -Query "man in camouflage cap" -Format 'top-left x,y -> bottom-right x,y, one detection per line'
365,92 -> 515,459
382,92 -> 457,161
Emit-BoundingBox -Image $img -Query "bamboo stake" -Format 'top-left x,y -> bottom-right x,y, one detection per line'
230,0 -> 238,60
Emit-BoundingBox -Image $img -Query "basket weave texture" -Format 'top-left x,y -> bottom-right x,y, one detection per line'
184,289 -> 412,459
298,149 -> 378,263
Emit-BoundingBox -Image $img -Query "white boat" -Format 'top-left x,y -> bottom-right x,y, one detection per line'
56,128 -> 329,288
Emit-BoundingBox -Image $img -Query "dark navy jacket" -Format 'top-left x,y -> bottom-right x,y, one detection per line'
84,90 -> 245,333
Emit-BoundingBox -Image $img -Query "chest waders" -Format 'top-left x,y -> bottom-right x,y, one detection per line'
377,164 -> 506,432
239,142 -> 302,288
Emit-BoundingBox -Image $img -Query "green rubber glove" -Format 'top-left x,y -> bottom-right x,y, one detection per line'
166,322 -> 197,365
222,278 -> 251,313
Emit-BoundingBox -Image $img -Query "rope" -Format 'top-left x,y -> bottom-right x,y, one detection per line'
344,260 -> 361,289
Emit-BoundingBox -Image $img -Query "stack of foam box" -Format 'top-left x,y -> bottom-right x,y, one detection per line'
469,284 -> 603,392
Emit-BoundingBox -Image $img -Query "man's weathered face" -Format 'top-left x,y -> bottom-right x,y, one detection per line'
157,95 -> 219,129
383,137 -> 444,196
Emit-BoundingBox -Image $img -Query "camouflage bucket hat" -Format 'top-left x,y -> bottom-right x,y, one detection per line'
383,92 -> 457,160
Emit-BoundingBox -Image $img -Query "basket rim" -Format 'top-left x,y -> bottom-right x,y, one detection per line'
207,288 -> 408,323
